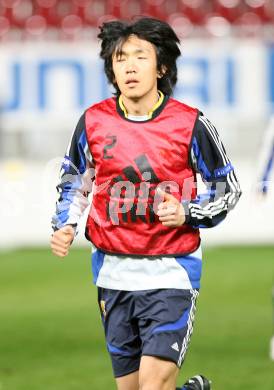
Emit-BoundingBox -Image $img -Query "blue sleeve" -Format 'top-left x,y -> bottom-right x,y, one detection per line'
51,113 -> 94,231
183,114 -> 242,228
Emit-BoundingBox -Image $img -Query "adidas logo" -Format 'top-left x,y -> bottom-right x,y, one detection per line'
171,342 -> 179,352
106,153 -> 161,224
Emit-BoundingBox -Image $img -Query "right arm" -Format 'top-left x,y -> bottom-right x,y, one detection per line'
50,113 -> 94,257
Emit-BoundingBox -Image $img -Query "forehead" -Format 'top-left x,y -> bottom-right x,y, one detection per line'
114,35 -> 156,55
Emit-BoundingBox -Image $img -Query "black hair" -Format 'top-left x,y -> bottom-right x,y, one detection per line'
97,17 -> 181,96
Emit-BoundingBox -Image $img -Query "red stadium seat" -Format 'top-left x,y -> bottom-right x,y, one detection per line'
235,11 -> 263,37
96,13 -> 118,28
0,0 -> 272,39
72,0 -> 90,6
36,0 -> 79,28
0,2 -> 6,16
1,0 -> 21,7
10,0 -> 33,28
61,13 -> 82,38
180,0 -> 213,25
24,14 -> 47,36
263,0 -> 274,23
143,0 -> 173,21
83,0 -> 108,26
214,0 -> 247,23
168,13 -> 194,38
119,0 -> 143,20
205,13 -> 232,37
36,0 -> 60,27
0,15 -> 10,38
244,0 -> 268,22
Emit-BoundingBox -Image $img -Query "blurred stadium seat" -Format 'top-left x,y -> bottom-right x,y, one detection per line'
0,0 -> 273,40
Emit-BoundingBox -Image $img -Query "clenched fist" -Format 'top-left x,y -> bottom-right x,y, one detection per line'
156,188 -> 186,227
50,225 -> 75,258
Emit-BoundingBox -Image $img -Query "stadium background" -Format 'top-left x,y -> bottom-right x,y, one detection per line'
0,0 -> 273,389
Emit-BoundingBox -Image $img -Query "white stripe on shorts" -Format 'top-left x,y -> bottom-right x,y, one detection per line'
178,289 -> 199,367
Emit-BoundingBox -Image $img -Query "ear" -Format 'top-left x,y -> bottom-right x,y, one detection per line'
157,65 -> 167,79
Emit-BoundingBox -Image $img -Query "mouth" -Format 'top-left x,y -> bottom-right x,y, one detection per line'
125,79 -> 139,87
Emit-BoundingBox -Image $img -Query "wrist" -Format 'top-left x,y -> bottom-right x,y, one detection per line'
178,204 -> 186,225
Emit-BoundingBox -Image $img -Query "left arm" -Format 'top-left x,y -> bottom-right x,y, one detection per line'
157,114 -> 242,227
183,114 -> 242,228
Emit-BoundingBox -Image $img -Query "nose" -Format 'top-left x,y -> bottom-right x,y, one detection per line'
125,58 -> 137,74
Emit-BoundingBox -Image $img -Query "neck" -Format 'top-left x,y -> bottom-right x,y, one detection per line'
120,87 -> 159,116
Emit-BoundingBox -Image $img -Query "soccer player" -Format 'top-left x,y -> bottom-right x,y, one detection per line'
50,17 -> 241,390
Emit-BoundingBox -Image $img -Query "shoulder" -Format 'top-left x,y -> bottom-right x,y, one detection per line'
166,98 -> 200,124
168,97 -> 199,113
86,97 -> 116,113
193,113 -> 220,139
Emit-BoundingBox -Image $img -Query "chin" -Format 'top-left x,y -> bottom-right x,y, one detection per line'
123,91 -> 142,100
125,88 -> 148,100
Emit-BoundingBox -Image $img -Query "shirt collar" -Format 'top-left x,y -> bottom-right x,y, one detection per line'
118,90 -> 165,119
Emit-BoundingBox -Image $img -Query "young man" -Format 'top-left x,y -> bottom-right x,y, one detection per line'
51,17 -> 241,390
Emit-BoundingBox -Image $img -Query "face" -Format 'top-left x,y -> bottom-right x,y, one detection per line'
112,35 -> 161,100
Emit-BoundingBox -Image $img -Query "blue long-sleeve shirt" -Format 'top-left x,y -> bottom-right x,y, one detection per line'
52,110 -> 241,231
52,95 -> 241,291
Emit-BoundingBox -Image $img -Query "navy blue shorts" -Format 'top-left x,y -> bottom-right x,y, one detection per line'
97,287 -> 199,378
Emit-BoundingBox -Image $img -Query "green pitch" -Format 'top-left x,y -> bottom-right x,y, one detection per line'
0,246 -> 273,390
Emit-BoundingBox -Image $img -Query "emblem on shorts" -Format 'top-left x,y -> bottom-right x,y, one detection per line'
100,300 -> 107,318
171,342 -> 179,352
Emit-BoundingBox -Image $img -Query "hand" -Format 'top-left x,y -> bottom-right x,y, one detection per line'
156,188 -> 186,227
50,225 -> 75,258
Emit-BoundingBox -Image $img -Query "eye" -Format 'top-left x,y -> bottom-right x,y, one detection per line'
138,57 -> 147,60
116,56 -> 126,62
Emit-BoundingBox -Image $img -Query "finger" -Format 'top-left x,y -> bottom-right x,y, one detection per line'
51,237 -> 70,248
52,227 -> 74,242
51,234 -> 73,246
51,243 -> 68,254
57,236 -> 73,246
54,252 -> 67,258
161,221 -> 177,227
51,234 -> 65,244
157,199 -> 176,211
58,230 -> 74,241
52,248 -> 68,258
156,188 -> 175,201
61,225 -> 75,235
157,202 -> 167,210
157,207 -> 177,217
159,215 -> 176,222
158,200 -> 174,209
